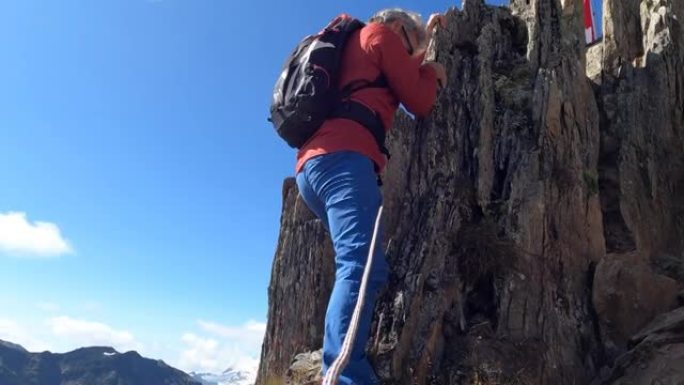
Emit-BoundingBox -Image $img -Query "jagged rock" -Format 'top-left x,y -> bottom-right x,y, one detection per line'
602,0 -> 644,72
285,351 -> 322,385
257,0 -> 684,384
592,252 -> 681,359
257,179 -> 335,385
597,0 -> 684,258
599,307 -> 684,385
586,42 -> 604,79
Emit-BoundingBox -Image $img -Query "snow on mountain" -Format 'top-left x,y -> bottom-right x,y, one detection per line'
189,366 -> 257,385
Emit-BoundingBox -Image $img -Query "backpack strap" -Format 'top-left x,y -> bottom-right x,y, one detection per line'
330,100 -> 390,158
331,76 -> 391,159
339,76 -> 388,99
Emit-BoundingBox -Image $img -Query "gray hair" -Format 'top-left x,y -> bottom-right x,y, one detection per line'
369,8 -> 427,47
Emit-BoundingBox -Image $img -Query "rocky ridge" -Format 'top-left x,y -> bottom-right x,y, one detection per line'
257,1 -> 684,384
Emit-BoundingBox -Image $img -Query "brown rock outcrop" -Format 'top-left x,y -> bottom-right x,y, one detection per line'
597,307 -> 684,385
257,0 -> 684,384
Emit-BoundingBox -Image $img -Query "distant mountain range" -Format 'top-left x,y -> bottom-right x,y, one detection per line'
0,339 -> 255,385
189,367 -> 256,385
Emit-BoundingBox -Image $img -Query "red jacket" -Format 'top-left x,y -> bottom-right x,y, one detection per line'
295,22 -> 439,174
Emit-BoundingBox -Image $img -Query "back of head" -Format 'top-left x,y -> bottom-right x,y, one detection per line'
369,8 -> 427,49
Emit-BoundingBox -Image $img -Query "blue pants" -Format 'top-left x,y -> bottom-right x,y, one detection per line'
296,151 -> 389,385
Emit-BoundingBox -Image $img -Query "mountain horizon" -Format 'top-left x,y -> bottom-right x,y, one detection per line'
0,338 -> 257,385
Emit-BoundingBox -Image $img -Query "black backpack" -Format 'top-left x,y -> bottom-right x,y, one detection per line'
268,14 -> 389,157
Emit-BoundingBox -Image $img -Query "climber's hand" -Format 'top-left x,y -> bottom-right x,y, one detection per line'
426,13 -> 447,37
426,61 -> 447,89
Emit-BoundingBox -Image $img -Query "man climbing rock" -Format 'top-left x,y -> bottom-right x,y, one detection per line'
293,9 -> 447,385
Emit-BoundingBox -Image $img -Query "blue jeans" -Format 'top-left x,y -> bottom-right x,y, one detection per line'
296,151 -> 389,385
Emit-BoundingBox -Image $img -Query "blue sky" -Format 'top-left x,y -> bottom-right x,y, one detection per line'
0,0 -> 601,374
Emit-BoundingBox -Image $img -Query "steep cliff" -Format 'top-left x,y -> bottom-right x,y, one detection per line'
257,0 -> 684,384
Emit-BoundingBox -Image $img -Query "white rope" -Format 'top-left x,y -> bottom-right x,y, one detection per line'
323,205 -> 384,385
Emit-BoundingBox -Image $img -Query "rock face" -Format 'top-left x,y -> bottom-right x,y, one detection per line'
257,0 -> 684,384
258,179 -> 335,385
0,340 -> 201,385
596,0 -> 684,258
592,252 -> 680,360
598,307 -> 684,385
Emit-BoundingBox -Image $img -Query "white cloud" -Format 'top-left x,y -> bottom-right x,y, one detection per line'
0,318 -> 51,352
1,313 -> 265,376
179,333 -> 222,372
0,212 -> 72,257
177,320 -> 265,374
1,315 -> 142,355
199,320 -> 266,343
47,316 -> 143,352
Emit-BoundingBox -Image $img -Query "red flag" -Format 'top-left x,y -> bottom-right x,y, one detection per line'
584,0 -> 596,43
